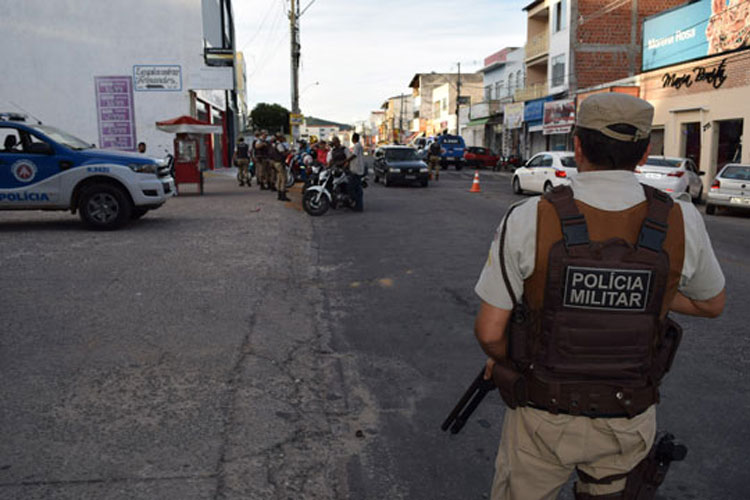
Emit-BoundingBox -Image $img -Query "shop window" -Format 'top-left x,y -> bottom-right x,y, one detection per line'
650,128 -> 664,156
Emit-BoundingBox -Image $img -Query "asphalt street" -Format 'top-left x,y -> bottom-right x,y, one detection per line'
1,166 -> 748,499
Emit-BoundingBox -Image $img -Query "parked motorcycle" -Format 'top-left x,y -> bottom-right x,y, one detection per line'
302,165 -> 367,216
494,154 -> 523,172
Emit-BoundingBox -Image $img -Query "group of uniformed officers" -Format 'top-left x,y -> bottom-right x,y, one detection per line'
232,129 -> 290,202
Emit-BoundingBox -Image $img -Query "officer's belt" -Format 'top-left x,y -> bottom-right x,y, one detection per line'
525,376 -> 657,418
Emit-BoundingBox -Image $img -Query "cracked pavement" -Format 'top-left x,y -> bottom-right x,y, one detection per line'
2,168 -> 750,499
0,174 -> 375,499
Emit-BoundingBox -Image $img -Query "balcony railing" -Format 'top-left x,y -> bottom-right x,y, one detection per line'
525,32 -> 549,61
514,83 -> 548,102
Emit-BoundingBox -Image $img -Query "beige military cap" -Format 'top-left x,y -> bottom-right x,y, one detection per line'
577,93 -> 654,142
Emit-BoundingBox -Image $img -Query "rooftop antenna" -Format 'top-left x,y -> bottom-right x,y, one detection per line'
9,101 -> 43,124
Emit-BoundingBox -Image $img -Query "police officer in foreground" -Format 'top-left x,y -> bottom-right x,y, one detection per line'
473,93 -> 726,499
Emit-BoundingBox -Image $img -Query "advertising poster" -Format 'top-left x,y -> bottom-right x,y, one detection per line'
643,0 -> 750,71
503,102 -> 524,129
94,76 -> 136,151
543,99 -> 575,135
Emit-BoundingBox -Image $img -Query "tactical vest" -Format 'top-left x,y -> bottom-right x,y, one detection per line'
494,185 -> 686,418
237,142 -> 250,159
253,140 -> 268,159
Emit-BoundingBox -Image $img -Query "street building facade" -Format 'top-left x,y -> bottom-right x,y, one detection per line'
0,0 -> 244,171
379,95 -> 414,144
515,0 -> 687,159
577,0 -> 750,192
463,47 -> 525,155
408,73 -> 483,137
301,117 -> 354,145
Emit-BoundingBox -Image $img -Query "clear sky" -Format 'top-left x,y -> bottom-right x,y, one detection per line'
234,0 -> 529,124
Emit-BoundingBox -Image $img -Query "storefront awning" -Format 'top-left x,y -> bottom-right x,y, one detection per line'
465,117 -> 490,127
155,115 -> 223,134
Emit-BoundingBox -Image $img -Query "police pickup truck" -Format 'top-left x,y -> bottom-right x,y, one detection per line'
0,116 -> 174,229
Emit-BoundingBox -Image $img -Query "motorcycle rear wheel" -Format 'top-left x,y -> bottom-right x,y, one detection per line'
303,190 -> 330,216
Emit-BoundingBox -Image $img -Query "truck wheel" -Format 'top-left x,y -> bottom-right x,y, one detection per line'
131,207 -> 149,220
455,164 -> 463,171
705,203 -> 716,215
79,183 -> 132,230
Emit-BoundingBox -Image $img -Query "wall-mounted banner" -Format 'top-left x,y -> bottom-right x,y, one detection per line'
133,65 -> 182,91
543,99 -> 575,136
643,0 -> 750,71
503,102 -> 524,129
94,76 -> 136,151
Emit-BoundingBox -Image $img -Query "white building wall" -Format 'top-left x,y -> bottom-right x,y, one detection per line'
548,0 -> 571,95
0,0 -> 232,155
482,49 -> 526,101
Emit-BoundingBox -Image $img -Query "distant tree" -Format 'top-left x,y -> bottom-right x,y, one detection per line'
250,103 -> 290,134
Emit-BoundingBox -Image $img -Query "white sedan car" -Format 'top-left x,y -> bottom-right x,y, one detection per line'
635,156 -> 704,202
512,151 -> 577,194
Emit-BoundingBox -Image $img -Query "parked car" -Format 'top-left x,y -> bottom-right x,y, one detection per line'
511,151 -> 577,194
418,134 -> 467,170
635,156 -> 704,202
0,118 -> 175,229
372,146 -> 429,187
706,163 -> 750,215
464,146 -> 499,168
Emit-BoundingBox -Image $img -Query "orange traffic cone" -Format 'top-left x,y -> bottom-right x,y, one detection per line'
469,171 -> 481,193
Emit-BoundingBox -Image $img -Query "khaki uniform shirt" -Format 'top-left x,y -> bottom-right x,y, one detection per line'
476,170 -> 725,309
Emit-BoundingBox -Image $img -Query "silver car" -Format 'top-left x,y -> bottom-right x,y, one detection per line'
635,156 -> 704,202
706,164 -> 750,215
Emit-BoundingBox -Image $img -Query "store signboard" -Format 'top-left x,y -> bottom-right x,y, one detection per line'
503,103 -> 524,129
543,99 -> 576,136
133,65 -> 181,91
642,0 -> 750,71
94,76 -> 136,151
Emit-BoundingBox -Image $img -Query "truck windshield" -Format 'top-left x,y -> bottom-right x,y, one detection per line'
29,124 -> 93,150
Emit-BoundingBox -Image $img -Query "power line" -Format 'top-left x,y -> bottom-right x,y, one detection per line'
238,0 -> 280,51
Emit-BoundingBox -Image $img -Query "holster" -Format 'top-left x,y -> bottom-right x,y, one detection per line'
491,359 -> 527,409
652,317 -> 683,381
574,432 -> 687,500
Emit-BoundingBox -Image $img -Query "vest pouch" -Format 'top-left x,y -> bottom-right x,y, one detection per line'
542,309 -> 656,381
652,317 -> 683,381
507,303 -> 533,365
492,359 -> 528,409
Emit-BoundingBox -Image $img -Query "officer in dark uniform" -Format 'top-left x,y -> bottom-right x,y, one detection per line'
253,130 -> 270,190
233,137 -> 251,187
473,93 -> 726,500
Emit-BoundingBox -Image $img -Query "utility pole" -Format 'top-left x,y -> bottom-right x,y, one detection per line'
289,0 -> 301,142
455,62 -> 461,136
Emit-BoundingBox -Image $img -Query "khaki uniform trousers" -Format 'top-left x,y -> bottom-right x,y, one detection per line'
259,158 -> 272,187
236,158 -> 249,184
491,405 -> 656,500
273,160 -> 287,192
429,155 -> 441,179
